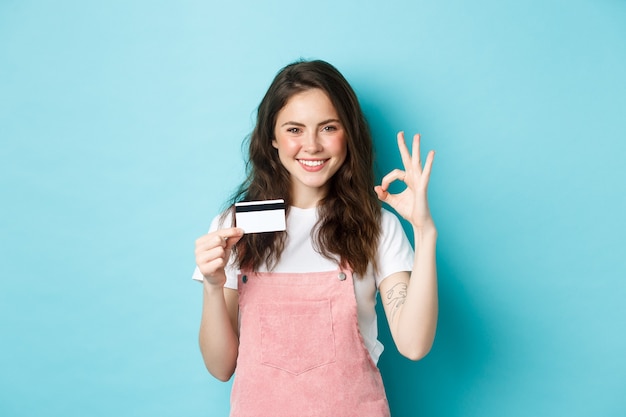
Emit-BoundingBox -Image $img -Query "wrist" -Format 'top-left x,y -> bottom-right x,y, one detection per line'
413,220 -> 437,240
202,275 -> 226,295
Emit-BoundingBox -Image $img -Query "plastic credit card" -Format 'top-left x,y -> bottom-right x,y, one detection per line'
235,199 -> 286,234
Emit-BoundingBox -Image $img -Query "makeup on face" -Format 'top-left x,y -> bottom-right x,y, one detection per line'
272,89 -> 347,207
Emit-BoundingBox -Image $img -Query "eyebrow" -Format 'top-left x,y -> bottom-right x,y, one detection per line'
280,119 -> 342,128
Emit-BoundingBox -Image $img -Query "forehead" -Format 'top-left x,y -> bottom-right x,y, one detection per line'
276,88 -> 339,122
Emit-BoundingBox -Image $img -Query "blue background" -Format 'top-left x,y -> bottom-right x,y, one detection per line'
2,1 -> 625,416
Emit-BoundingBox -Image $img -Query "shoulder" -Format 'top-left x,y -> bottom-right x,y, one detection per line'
378,207 -> 411,249
208,209 -> 234,232
380,208 -> 406,235
374,208 -> 414,286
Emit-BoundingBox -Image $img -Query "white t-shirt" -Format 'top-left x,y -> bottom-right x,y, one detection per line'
192,207 -> 414,364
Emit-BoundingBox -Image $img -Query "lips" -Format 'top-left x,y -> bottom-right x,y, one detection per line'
298,159 -> 326,167
298,159 -> 329,171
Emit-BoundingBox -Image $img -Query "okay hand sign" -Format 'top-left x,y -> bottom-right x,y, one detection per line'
374,132 -> 435,230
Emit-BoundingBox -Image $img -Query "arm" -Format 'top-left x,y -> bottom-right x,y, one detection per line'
195,227 -> 244,381
374,132 -> 438,361
378,226 -> 437,360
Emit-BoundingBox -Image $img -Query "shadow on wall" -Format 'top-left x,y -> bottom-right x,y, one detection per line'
362,93 -> 494,417
376,252 -> 493,417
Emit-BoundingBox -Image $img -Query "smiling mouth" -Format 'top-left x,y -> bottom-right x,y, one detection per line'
298,159 -> 328,167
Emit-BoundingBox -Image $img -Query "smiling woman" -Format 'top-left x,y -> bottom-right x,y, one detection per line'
192,60 -> 438,417
272,88 -> 347,208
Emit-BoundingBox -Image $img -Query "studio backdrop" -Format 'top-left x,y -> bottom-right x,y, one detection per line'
1,1 -> 625,416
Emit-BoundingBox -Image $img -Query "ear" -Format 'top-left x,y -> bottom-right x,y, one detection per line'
272,139 -> 278,149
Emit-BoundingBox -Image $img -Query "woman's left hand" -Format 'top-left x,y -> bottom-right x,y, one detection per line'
374,132 -> 435,230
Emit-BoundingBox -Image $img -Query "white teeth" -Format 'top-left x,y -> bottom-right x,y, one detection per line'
299,160 -> 325,167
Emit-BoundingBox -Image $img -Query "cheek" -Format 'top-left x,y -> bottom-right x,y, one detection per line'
331,133 -> 348,157
287,138 -> 301,151
273,136 -> 297,158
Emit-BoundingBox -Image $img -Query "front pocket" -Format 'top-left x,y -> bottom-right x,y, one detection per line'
258,300 -> 336,375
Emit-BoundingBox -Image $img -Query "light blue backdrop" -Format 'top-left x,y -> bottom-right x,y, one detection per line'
1,1 -> 625,416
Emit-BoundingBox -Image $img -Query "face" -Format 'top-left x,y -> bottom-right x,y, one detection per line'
272,88 -> 347,208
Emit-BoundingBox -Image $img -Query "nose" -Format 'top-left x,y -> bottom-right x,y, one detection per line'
302,131 -> 323,153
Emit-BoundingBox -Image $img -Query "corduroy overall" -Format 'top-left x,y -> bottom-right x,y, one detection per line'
230,269 -> 390,417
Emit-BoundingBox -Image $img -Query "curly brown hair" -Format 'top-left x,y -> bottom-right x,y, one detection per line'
228,60 -> 381,276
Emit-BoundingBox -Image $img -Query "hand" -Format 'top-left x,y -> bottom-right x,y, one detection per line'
194,227 -> 244,287
374,132 -> 435,230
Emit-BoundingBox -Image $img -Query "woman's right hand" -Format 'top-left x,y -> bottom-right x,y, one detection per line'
195,227 -> 244,287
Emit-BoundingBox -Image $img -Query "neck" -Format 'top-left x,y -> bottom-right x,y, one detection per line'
291,185 -> 327,209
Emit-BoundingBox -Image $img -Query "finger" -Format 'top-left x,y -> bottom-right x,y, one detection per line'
195,235 -> 226,254
195,227 -> 244,253
224,231 -> 244,250
219,227 -> 244,241
397,132 -> 412,171
376,186 -> 403,208
379,169 -> 407,191
412,134 -> 422,172
374,185 -> 388,201
212,227 -> 244,249
199,257 -> 228,277
195,237 -> 216,255
196,246 -> 227,264
195,234 -> 214,248
421,150 -> 435,188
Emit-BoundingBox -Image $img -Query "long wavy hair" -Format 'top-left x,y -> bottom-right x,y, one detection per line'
228,59 -> 381,276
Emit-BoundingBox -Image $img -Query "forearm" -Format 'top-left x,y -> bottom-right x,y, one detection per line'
394,223 -> 438,360
198,281 -> 239,381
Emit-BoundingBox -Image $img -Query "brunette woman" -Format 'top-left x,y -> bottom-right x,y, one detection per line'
193,60 -> 437,417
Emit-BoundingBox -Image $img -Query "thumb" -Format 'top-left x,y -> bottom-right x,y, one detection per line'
374,185 -> 388,202
223,227 -> 245,250
375,185 -> 401,207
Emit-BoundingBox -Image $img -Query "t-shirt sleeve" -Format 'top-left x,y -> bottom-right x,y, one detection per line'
191,213 -> 239,290
374,209 -> 415,287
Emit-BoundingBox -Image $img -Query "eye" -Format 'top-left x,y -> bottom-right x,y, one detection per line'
286,127 -> 301,134
322,125 -> 338,132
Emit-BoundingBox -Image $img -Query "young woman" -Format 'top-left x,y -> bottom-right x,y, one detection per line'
193,60 -> 438,417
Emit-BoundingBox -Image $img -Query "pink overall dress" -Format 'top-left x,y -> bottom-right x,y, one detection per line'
231,269 -> 391,417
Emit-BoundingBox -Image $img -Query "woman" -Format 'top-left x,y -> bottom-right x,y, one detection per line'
193,60 -> 438,416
